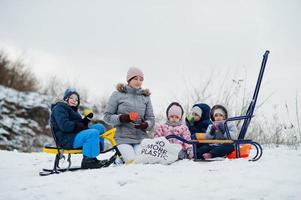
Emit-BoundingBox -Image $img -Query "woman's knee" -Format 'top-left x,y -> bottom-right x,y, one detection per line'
118,144 -> 136,162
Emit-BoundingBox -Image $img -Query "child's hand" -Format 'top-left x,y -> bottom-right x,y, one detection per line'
82,115 -> 92,126
83,108 -> 93,119
186,115 -> 194,123
217,122 -> 225,132
209,125 -> 216,135
85,113 -> 94,120
82,109 -> 94,126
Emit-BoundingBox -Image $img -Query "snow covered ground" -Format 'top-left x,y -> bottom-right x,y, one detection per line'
0,147 -> 300,200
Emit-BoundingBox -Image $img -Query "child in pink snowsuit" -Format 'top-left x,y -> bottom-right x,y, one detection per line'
155,102 -> 193,159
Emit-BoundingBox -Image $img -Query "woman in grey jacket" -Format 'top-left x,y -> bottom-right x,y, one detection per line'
104,67 -> 155,163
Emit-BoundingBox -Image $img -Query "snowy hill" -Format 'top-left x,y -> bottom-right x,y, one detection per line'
0,85 -> 53,152
0,147 -> 300,200
0,85 -> 103,152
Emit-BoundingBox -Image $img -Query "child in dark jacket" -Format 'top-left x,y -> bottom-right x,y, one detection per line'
185,103 -> 212,139
50,88 -> 107,169
197,104 -> 238,160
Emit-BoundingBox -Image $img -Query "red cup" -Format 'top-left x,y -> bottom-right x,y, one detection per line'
129,112 -> 139,121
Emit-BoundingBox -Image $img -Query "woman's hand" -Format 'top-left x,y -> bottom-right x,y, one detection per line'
119,114 -> 132,123
134,121 -> 148,130
119,112 -> 139,123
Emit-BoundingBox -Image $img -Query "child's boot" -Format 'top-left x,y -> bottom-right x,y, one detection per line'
81,156 -> 106,169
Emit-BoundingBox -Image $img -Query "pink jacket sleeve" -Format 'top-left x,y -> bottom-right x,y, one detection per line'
155,124 -> 169,137
179,125 -> 192,150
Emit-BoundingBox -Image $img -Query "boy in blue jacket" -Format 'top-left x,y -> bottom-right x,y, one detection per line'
50,88 -> 106,169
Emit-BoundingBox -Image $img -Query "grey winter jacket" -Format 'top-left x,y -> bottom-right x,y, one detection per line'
205,121 -> 237,140
104,83 -> 155,145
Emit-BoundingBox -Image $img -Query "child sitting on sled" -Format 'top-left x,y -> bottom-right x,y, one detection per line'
155,102 -> 193,159
185,103 -> 212,140
50,88 -> 107,169
197,104 -> 238,160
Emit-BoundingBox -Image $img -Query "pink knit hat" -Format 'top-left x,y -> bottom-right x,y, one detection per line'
126,67 -> 144,82
168,105 -> 183,119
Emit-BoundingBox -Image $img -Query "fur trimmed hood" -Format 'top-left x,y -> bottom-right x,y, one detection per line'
116,83 -> 151,96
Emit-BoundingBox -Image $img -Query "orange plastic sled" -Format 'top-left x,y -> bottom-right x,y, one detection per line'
227,144 -> 252,159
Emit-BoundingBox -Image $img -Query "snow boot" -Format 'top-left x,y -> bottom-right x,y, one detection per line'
81,156 -> 108,169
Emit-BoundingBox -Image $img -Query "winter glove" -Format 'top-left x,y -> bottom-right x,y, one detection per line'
73,122 -> 86,133
83,108 -> 93,118
209,125 -> 216,136
186,115 -> 194,123
85,112 -> 94,119
81,112 -> 94,126
119,114 -> 132,123
134,121 -> 148,130
81,115 -> 92,126
217,122 -> 225,132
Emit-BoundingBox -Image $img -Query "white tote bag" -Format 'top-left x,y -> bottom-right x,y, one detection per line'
135,137 -> 182,165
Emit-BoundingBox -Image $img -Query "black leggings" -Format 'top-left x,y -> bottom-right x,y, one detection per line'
196,144 -> 234,159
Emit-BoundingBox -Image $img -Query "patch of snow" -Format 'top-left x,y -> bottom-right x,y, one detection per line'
0,85 -> 51,109
0,147 -> 300,200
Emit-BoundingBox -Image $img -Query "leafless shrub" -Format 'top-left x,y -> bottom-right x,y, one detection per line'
170,69 -> 300,146
89,95 -> 109,118
0,51 -> 37,92
41,75 -> 89,101
176,69 -> 252,126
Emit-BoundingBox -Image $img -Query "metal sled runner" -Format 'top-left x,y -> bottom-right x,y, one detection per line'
39,127 -> 124,176
166,50 -> 270,161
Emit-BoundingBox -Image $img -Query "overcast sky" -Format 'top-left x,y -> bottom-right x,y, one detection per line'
0,0 -> 300,120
